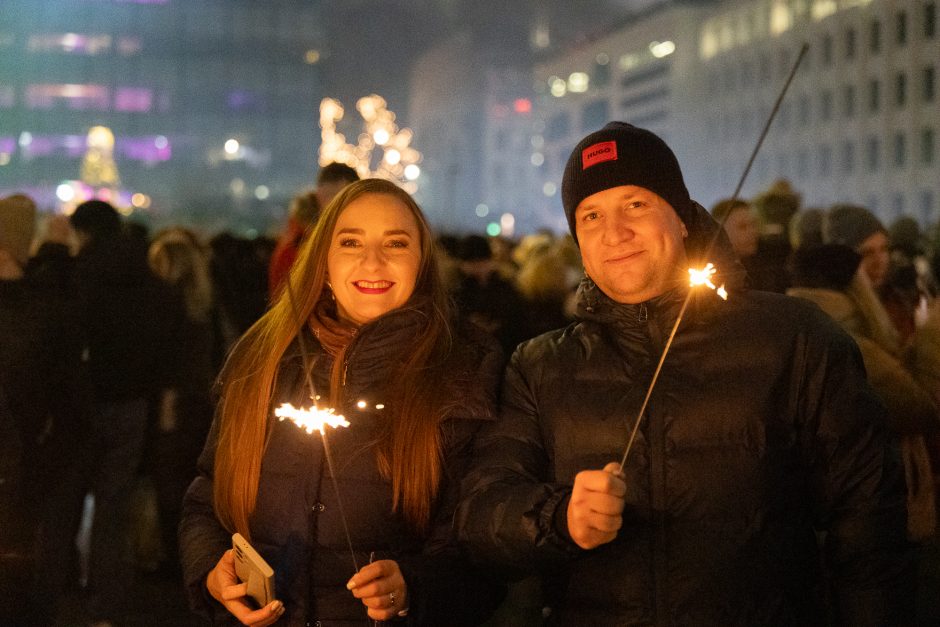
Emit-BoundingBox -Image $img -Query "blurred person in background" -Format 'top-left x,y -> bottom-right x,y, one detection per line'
514,234 -> 575,338
710,198 -> 760,260
452,233 -> 529,355
268,163 -> 360,299
208,232 -> 271,366
750,179 -> 801,293
146,227 -> 217,577
824,205 -> 919,346
0,193 -> 91,626
68,199 -> 179,627
788,239 -> 940,623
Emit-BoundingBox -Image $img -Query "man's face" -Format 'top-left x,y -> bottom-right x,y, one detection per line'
575,185 -> 688,304
857,230 -> 890,288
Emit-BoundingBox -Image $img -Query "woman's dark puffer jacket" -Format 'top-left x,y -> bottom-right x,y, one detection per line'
180,306 -> 506,626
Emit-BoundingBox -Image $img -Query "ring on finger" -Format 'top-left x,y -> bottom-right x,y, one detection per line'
389,591 -> 396,606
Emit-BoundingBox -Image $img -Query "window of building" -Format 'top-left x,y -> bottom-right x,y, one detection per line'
891,193 -> 905,217
582,100 -> 610,132
870,19 -> 882,52
842,84 -> 856,117
739,108 -> 751,139
818,144 -> 832,177
897,10 -> 908,45
756,155 -> 769,179
866,136 -> 880,171
798,149 -> 810,178
740,60 -> 753,87
926,2 -> 936,38
894,132 -> 906,168
896,72 -> 907,107
777,152 -> 791,179
922,191 -> 935,223
845,27 -> 857,59
822,33 -> 833,65
924,65 -> 936,102
25,83 -> 110,111
724,66 -> 737,91
759,53 -> 772,81
799,94 -> 811,124
820,90 -> 833,121
922,128 -> 935,164
545,111 -> 570,141
841,140 -> 855,173
868,78 -> 880,112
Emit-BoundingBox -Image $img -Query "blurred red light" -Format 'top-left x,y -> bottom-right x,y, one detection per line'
513,98 -> 532,113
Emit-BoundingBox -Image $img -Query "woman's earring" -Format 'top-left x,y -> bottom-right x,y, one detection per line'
326,281 -> 335,300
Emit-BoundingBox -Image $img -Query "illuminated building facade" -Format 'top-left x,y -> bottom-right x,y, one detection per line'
409,32 -> 544,235
0,0 -> 325,232
532,0 -> 939,228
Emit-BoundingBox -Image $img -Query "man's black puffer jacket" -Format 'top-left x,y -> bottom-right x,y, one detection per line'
457,205 -> 912,626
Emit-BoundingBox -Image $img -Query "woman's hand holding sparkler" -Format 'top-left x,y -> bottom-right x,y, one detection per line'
347,559 -> 409,621
567,462 -> 627,550
206,549 -> 285,626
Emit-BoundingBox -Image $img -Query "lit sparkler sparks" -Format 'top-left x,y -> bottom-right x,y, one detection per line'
688,263 -> 728,300
275,402 -> 350,435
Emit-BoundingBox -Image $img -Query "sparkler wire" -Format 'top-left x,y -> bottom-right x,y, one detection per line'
284,277 -> 360,573
618,43 -> 809,470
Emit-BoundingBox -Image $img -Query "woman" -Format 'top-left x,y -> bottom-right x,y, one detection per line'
787,243 -> 938,541
179,179 -> 504,626
147,228 -> 216,569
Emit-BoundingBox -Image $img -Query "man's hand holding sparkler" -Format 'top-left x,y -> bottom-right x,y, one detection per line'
206,550 -> 284,626
567,462 -> 627,549
347,559 -> 409,621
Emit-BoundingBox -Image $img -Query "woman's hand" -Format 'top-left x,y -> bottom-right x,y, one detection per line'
206,549 -> 284,626
347,559 -> 409,621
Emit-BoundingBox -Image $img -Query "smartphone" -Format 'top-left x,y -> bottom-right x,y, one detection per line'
232,532 -> 275,608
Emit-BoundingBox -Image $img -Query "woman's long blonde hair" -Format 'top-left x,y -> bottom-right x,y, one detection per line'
213,179 -> 452,539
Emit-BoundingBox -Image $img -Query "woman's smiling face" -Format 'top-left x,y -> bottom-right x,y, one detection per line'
326,192 -> 422,326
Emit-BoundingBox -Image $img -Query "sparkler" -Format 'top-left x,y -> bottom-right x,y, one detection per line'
275,403 -> 350,434
282,277 -> 361,573
618,43 -> 808,470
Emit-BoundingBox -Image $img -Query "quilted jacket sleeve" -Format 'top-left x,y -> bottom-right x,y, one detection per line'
455,344 -> 584,576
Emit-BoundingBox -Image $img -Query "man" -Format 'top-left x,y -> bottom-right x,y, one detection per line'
68,200 -> 181,626
710,198 -> 760,261
457,123 -> 911,626
268,162 -> 360,297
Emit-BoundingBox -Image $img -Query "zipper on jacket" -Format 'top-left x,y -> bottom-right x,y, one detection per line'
637,303 -> 648,322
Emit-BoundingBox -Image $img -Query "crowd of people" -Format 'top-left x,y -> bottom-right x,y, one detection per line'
1,120 -> 939,626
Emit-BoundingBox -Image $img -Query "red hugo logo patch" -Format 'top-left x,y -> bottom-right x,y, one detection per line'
582,141 -> 617,169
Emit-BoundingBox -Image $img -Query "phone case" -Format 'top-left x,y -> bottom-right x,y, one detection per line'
232,532 -> 275,608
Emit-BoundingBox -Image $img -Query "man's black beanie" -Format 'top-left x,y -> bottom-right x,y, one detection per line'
561,122 -> 694,243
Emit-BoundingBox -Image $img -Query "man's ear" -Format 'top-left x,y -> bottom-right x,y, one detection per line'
680,221 -> 688,238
